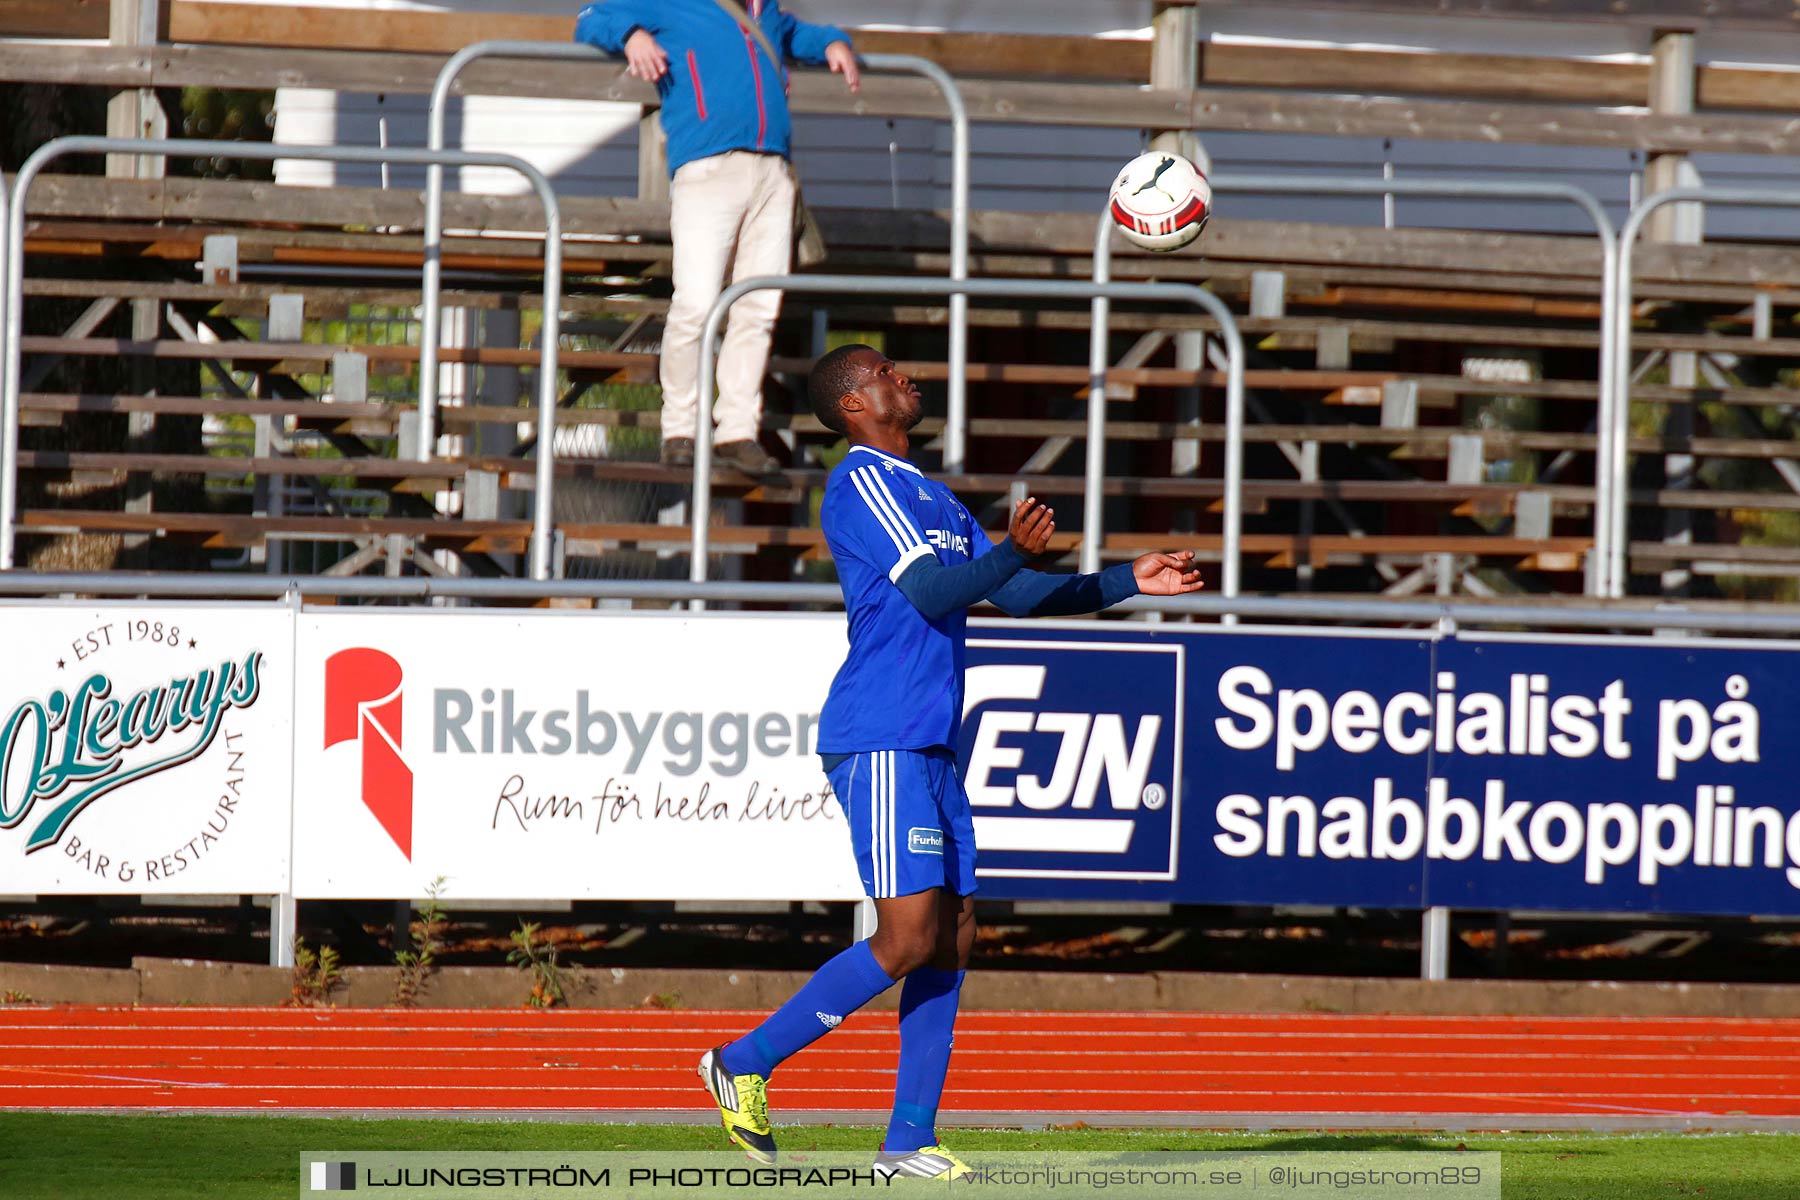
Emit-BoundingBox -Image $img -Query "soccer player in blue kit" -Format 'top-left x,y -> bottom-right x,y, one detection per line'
700,344 -> 1203,1179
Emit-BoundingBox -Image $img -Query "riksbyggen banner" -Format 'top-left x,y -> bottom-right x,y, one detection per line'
0,604 -> 292,894
291,612 -> 862,900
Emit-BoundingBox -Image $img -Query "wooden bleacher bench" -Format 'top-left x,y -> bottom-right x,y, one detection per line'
9,172 -> 1794,598
14,508 -> 1591,573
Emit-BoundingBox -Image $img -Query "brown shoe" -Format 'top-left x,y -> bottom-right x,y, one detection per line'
715,439 -> 782,475
660,437 -> 695,467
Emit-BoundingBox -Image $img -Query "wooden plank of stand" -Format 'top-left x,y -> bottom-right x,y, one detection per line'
4,8 -> 1786,118
21,391 -> 393,422
0,0 -> 110,38
167,2 -> 572,53
17,450 -> 465,481
13,507 -> 1593,569
14,267 -> 1784,344
30,314 -> 1800,362
18,174 -> 668,241
34,386 -> 1800,464
20,227 -> 628,276
10,40 -> 1800,155
32,173 -> 1800,290
1630,540 -> 1800,566
1202,0 -> 1780,29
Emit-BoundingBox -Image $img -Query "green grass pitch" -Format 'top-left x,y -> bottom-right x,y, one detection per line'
1,1114 -> 1797,1199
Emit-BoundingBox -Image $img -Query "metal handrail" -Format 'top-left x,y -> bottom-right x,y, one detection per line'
1611,186 -> 1796,600
420,40 -> 607,467
0,136 -> 565,579
7,569 -> 1800,635
1081,226 -> 1245,604
1087,175 -> 1620,596
418,44 -> 970,464
859,55 -> 973,474
690,273 -> 1246,605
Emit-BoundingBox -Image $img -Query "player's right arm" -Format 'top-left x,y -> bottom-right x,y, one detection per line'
823,471 -> 1051,621
890,497 -> 1052,621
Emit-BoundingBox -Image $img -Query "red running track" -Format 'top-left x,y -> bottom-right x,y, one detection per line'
3,1007 -> 1798,1127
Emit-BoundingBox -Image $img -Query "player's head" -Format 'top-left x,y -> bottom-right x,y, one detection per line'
807,344 -> 922,440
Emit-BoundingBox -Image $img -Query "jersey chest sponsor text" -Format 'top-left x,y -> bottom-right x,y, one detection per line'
926,528 -> 972,556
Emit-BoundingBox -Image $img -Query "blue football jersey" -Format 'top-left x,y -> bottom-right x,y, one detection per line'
817,445 -> 993,753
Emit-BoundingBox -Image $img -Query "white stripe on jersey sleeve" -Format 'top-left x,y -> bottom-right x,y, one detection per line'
887,542 -> 934,584
849,468 -> 915,553
855,466 -> 927,549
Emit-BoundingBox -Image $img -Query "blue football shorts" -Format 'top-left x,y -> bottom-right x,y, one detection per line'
824,747 -> 978,899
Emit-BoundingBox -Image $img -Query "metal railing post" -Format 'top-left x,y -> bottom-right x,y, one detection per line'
691,274 -> 1245,609
0,136 -> 563,579
1088,175 -> 1618,601
1421,906 -> 1452,980
1612,186 -> 1800,599
1085,216 -> 1112,579
858,54 -> 971,474
422,41 -> 609,464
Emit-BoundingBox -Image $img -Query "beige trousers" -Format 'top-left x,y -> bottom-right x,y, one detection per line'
660,150 -> 796,445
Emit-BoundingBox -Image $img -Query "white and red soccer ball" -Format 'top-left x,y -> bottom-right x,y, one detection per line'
1108,151 -> 1211,253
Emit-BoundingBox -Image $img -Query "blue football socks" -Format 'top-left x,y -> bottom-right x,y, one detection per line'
883,966 -> 965,1153
719,940 -> 896,1078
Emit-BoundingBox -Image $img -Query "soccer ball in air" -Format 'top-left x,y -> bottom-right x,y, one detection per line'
1108,151 -> 1211,252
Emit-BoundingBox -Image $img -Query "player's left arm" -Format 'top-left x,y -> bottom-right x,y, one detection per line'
767,0 -> 858,87
988,551 -> 1203,618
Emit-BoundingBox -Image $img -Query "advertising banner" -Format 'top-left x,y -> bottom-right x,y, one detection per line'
12,597 -> 1797,916
0,603 -> 293,894
291,611 -> 861,900
964,622 -> 1800,916
1419,632 -> 1797,915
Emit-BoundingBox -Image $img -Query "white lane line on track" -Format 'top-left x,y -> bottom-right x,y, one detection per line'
0,1066 -> 220,1087
13,1028 -> 1797,1052
0,1082 -> 1784,1113
12,1062 -> 1791,1085
6,1043 -> 1791,1065
0,1075 -> 1783,1100
7,1026 -> 1789,1046
18,1008 -> 1798,1029
17,1043 -> 1800,1072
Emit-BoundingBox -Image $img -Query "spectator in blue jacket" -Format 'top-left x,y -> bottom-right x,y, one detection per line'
575,0 -> 858,473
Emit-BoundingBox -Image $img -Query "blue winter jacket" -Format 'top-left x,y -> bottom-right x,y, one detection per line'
574,0 -> 852,177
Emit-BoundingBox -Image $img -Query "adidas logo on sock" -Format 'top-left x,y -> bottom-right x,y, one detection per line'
815,1011 -> 843,1029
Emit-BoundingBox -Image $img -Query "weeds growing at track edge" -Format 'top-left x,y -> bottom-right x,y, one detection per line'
507,921 -> 567,1008
285,938 -> 343,1007
392,877 -> 447,1007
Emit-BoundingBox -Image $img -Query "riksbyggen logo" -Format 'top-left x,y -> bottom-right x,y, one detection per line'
959,640 -> 1183,881
324,648 -> 414,860
0,652 -> 263,854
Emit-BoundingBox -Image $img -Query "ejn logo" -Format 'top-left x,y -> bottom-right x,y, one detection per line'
309,1161 -> 356,1191
963,664 -> 1164,813
324,649 -> 413,859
